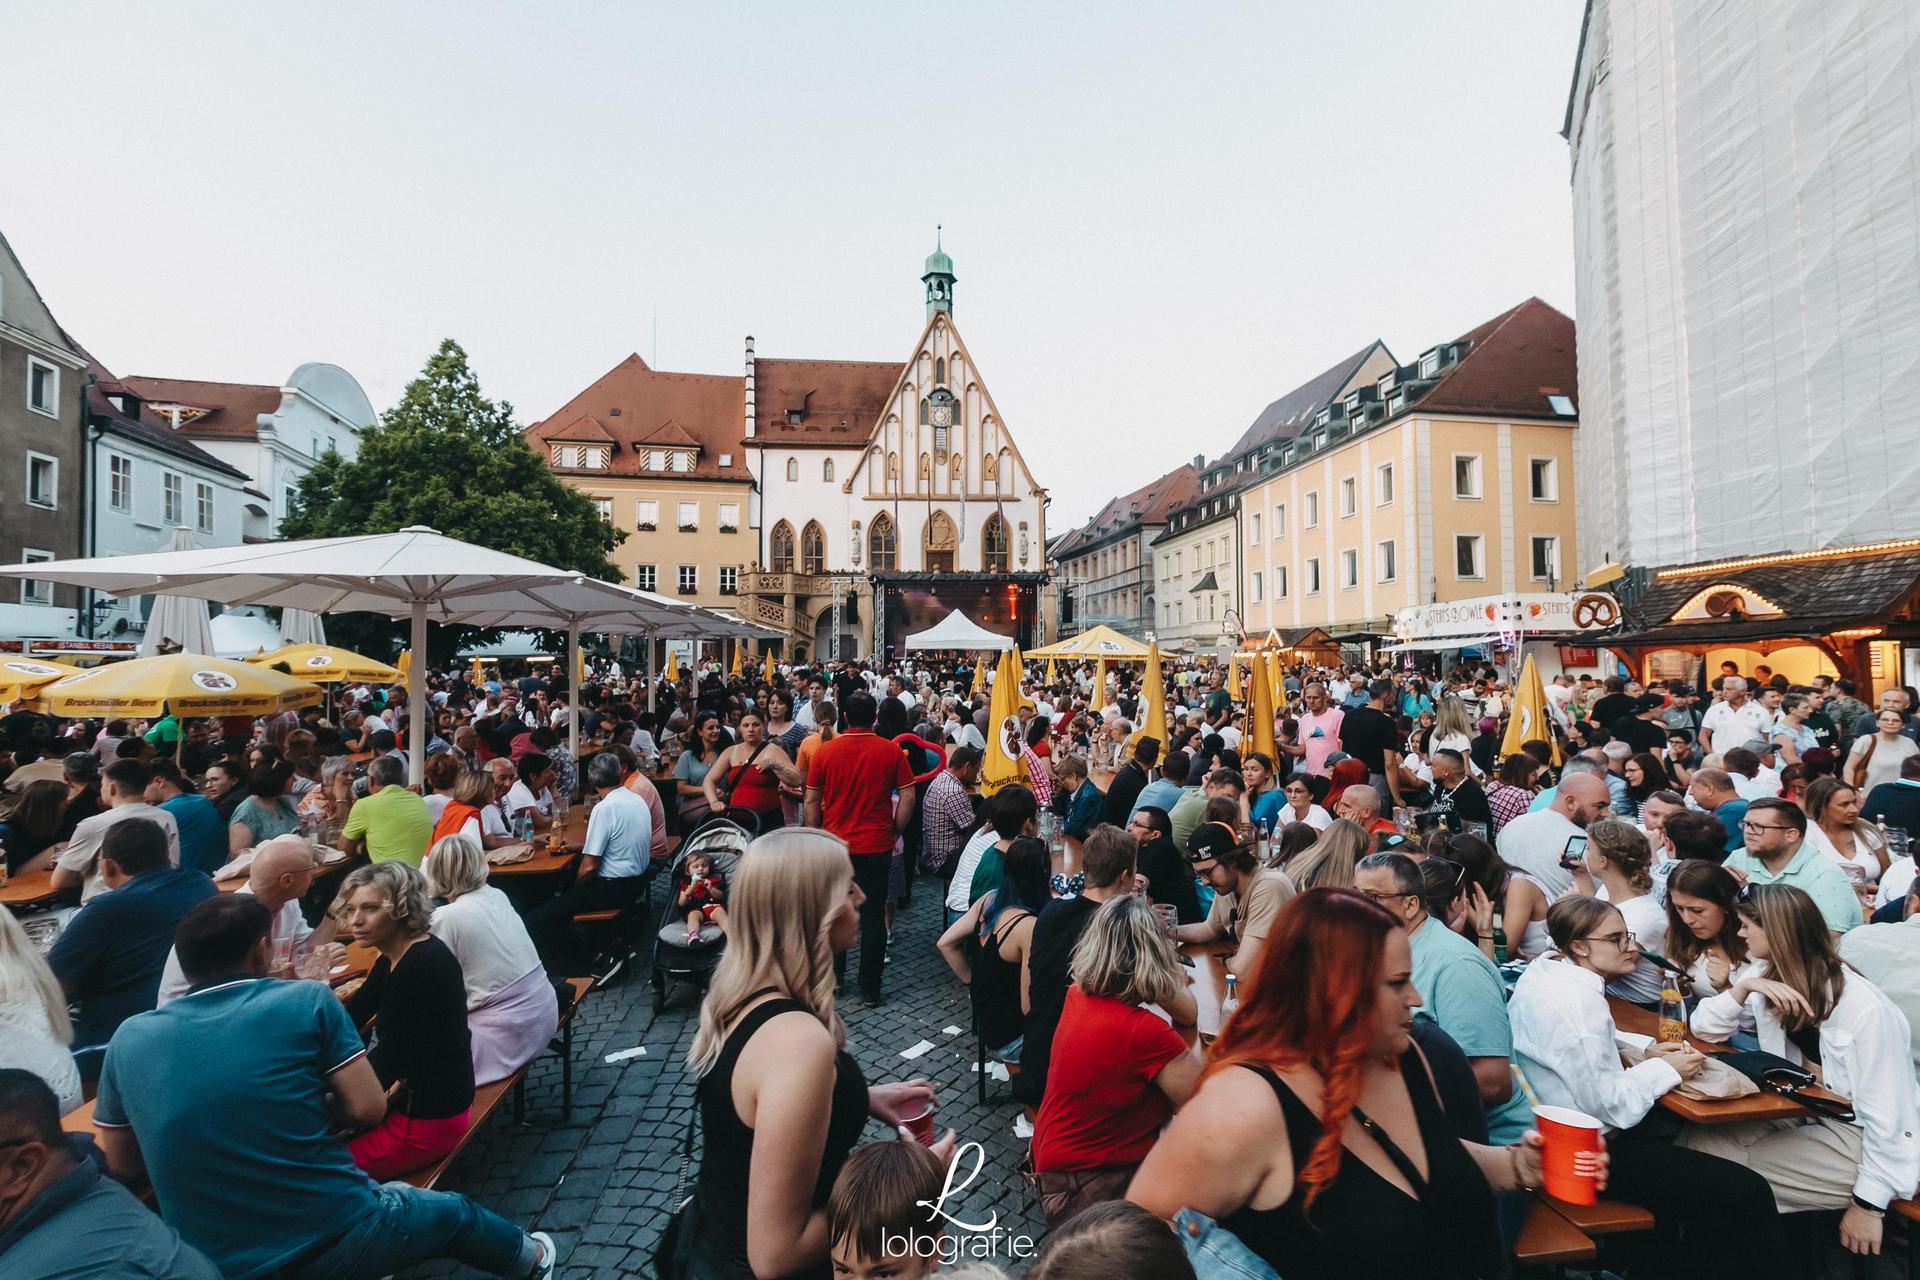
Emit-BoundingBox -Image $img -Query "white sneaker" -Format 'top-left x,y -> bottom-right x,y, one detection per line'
529,1230 -> 556,1279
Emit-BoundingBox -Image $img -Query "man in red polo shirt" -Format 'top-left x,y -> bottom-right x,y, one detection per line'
804,690 -> 916,1005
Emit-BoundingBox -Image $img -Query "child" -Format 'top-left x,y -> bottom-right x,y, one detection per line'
826,1140 -> 945,1279
675,851 -> 728,943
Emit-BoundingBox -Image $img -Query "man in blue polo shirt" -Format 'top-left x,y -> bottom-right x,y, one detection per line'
1722,797 -> 1862,935
93,895 -> 554,1280
47,817 -> 213,1053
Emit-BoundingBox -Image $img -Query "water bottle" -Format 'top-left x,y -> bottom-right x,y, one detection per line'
515,812 -> 534,844
1220,972 -> 1241,1022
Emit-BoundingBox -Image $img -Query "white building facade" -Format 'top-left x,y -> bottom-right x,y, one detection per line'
1566,0 -> 1920,569
125,363 -> 376,539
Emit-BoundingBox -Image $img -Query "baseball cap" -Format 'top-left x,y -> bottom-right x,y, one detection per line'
1186,820 -> 1242,865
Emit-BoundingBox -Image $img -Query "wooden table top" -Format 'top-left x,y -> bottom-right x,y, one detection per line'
0,869 -> 63,909
1608,995 -> 1850,1125
486,806 -> 588,878
1178,942 -> 1232,1047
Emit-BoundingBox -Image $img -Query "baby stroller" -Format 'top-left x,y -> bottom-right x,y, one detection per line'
649,816 -> 751,1013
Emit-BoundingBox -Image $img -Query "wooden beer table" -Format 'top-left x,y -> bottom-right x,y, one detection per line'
0,869 -> 64,910
1607,995 -> 1849,1125
1178,943 -> 1233,1046
488,806 -> 588,881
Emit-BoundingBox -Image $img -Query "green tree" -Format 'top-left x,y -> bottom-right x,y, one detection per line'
280,339 -> 620,660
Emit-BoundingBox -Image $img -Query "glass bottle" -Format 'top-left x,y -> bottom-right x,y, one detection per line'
1656,971 -> 1688,1044
1221,972 -> 1241,1022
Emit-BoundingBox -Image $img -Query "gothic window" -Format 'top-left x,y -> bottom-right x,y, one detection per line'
801,521 -> 826,574
983,452 -> 997,481
918,453 -> 931,488
982,514 -> 1010,572
769,521 -> 796,574
823,458 -> 834,482
869,513 -> 896,571
951,456 -> 964,486
934,357 -> 946,385
785,457 -> 798,482
918,398 -> 930,426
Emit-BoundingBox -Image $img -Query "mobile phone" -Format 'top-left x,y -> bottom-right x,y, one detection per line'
1560,834 -> 1590,870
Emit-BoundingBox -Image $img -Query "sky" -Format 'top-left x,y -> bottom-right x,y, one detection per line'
1,1 -> 1586,533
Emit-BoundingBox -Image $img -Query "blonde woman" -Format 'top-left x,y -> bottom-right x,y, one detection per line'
1568,818 -> 1668,1005
1432,696 -> 1480,776
1284,818 -> 1371,891
1030,894 -> 1202,1225
686,829 -> 950,1280
425,835 -> 559,1084
333,861 -> 474,1179
0,907 -> 81,1112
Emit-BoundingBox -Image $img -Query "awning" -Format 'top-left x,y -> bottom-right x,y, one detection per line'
1382,634 -> 1498,653
1604,615 -> 1865,649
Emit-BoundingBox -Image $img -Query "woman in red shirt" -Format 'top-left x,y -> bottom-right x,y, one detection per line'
1031,894 -> 1202,1226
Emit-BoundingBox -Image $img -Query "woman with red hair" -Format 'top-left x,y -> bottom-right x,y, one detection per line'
1128,888 -> 1554,1278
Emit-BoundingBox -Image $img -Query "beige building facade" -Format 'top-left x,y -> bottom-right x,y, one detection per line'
1239,299 -> 1581,638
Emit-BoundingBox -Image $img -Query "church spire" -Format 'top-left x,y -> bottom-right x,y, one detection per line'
922,225 -> 955,320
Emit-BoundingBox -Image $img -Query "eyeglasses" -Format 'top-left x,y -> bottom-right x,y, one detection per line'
1427,855 -> 1467,890
1740,820 -> 1795,833
1358,889 -> 1419,903
1581,930 -> 1638,948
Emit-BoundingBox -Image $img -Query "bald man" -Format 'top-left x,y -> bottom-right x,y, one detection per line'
153,836 -> 339,1003
1494,770 -> 1612,898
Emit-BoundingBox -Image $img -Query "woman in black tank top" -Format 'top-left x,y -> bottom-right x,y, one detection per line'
682,829 -> 951,1280
1130,889 -> 1551,1280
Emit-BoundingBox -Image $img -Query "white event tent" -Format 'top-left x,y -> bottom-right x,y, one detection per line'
0,526 -> 713,784
902,610 -> 1013,652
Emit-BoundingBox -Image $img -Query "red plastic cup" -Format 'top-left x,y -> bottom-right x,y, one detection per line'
1534,1104 -> 1603,1205
898,1100 -> 937,1146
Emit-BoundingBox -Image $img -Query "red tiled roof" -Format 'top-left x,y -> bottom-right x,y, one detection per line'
64,347 -> 250,480
751,357 -> 904,445
1415,297 -> 1578,420
1053,462 -> 1199,556
525,354 -> 751,481
121,376 -> 285,439
543,414 -> 615,444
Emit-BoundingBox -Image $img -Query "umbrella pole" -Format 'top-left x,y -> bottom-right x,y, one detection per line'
646,632 -> 656,713
408,600 -> 428,788
566,620 -> 581,769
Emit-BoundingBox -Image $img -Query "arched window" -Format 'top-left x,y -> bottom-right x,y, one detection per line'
801,521 -> 826,574
887,452 -> 900,485
868,513 -> 896,571
785,457 -> 798,482
918,398 -> 930,426
982,452 -> 997,481
769,520 -> 796,574
918,453 -> 931,488
823,458 -> 834,482
982,513 -> 1010,572
934,357 -> 946,385
950,456 -> 964,486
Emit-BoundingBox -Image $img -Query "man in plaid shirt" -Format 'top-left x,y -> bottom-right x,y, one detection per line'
920,745 -> 982,878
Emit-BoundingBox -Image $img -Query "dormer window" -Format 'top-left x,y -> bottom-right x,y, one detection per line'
1419,349 -> 1442,378
787,409 -> 804,426
548,444 -> 609,470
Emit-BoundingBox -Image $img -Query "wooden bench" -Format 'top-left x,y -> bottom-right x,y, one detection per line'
406,976 -> 593,1189
1513,1198 -> 1597,1269
1889,1199 -> 1920,1280
1538,1193 -> 1656,1237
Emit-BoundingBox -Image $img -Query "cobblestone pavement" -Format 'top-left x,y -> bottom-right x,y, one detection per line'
406,873 -> 1046,1278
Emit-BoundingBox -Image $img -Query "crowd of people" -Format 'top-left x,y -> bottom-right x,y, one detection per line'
6,645 -> 1920,1277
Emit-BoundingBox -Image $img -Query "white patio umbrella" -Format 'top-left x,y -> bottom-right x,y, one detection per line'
138,528 -> 216,656
0,526 -> 699,784
279,608 -> 327,646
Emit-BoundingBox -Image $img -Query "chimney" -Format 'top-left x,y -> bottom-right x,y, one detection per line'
1193,454 -> 1205,468
743,336 -> 756,440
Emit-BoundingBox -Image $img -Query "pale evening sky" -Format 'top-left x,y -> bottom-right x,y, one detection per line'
1,1 -> 1585,533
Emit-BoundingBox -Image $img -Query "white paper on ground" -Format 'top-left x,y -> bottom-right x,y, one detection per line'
604,1046 -> 647,1063
899,1039 -> 936,1060
986,1061 -> 1009,1082
1013,1114 -> 1034,1139
942,1026 -> 963,1036
1614,1031 -> 1655,1054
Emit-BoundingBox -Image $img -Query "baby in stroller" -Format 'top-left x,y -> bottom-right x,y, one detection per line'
675,850 -> 729,944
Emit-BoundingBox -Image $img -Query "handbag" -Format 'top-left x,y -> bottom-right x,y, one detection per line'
1720,1050 -> 1857,1122
1850,735 -> 1878,789
714,741 -> 770,805
651,1097 -> 702,1279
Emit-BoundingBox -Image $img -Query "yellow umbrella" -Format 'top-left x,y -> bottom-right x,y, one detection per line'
1025,624 -> 1150,659
395,649 -> 411,681
1044,655 -> 1057,686
1128,643 -> 1166,753
576,646 -> 589,687
1500,652 -> 1562,764
0,658 -> 86,705
730,643 -> 743,677
1012,646 -> 1034,710
763,652 -> 776,684
1227,653 -> 1243,704
970,655 -> 989,698
981,647 -> 1025,795
1089,656 -> 1106,714
1266,651 -> 1282,704
468,654 -> 486,684
38,653 -> 322,718
1249,645 -> 1278,763
665,649 -> 680,682
247,644 -> 399,684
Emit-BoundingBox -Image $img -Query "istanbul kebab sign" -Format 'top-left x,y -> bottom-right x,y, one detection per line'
1392,592 -> 1617,642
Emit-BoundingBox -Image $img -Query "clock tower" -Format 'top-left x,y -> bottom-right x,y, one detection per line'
921,226 -> 955,320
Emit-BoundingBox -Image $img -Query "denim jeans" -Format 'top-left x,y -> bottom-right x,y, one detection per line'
1172,1208 -> 1281,1280
284,1182 -> 538,1280
846,851 -> 893,1000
